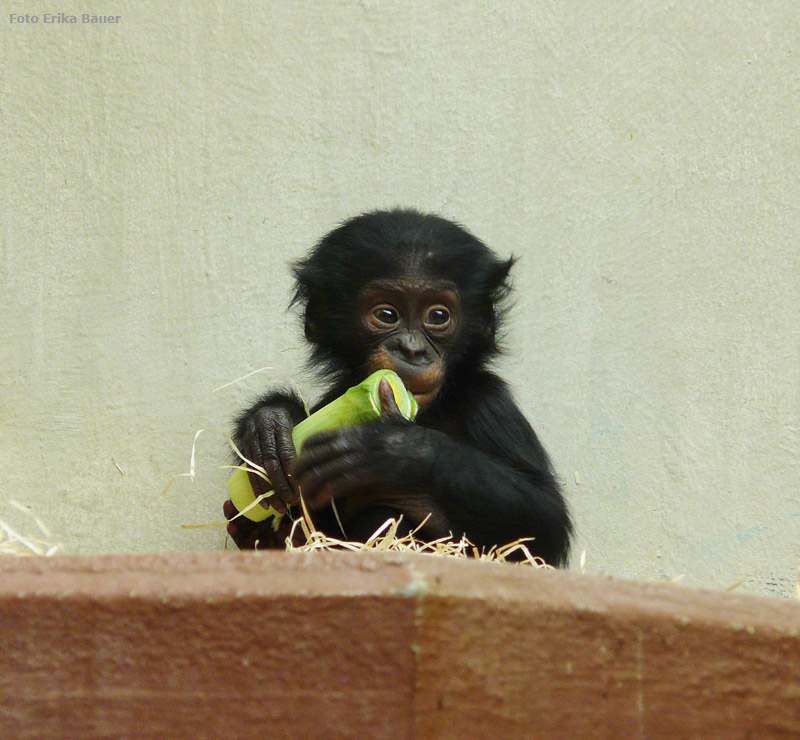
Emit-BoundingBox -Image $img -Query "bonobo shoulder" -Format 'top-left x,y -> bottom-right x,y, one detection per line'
437,369 -> 553,469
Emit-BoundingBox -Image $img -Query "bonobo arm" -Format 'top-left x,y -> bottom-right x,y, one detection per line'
228,388 -> 307,540
294,373 -> 571,566
426,372 -> 571,565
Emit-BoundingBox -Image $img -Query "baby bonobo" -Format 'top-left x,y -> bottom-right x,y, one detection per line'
223,209 -> 571,565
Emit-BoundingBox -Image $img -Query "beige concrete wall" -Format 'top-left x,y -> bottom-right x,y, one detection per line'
1,1 -> 798,597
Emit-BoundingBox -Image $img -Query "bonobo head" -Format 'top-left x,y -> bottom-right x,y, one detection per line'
291,208 -> 515,409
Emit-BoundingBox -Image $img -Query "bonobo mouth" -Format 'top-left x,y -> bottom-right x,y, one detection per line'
404,382 -> 442,409
372,358 -> 443,410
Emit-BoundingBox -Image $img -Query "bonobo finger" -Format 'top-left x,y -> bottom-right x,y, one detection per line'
260,463 -> 287,514
306,483 -> 337,511
262,427 -> 297,511
228,521 -> 279,550
243,419 -> 269,501
378,377 -> 403,419
274,423 -> 299,492
226,515 -> 257,548
296,453 -> 363,506
222,499 -> 238,520
263,491 -> 290,515
223,500 -> 259,539
292,430 -> 348,478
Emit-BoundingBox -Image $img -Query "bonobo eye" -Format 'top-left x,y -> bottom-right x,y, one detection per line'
425,306 -> 451,328
372,305 -> 399,326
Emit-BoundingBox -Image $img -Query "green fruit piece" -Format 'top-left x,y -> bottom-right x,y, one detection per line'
227,369 -> 418,523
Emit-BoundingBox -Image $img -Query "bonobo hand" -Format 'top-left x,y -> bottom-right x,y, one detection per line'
223,499 -> 295,550
292,379 -> 437,510
237,402 -> 302,516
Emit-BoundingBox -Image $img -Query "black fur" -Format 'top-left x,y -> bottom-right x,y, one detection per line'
232,209 -> 571,566
292,209 -> 515,384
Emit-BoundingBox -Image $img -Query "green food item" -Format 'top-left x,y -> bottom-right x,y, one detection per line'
227,369 -> 418,524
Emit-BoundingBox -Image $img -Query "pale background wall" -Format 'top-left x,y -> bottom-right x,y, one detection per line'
1,1 -> 798,597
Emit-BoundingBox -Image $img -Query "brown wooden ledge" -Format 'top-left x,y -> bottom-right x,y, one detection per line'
1,551 -> 799,739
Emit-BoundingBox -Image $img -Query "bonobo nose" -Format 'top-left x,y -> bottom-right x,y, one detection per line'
398,333 -> 427,358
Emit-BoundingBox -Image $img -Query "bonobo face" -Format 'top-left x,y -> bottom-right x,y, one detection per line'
358,276 -> 460,409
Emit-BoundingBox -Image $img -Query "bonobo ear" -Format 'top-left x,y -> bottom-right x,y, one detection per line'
486,256 -> 516,297
472,255 -> 515,353
485,255 -> 516,324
